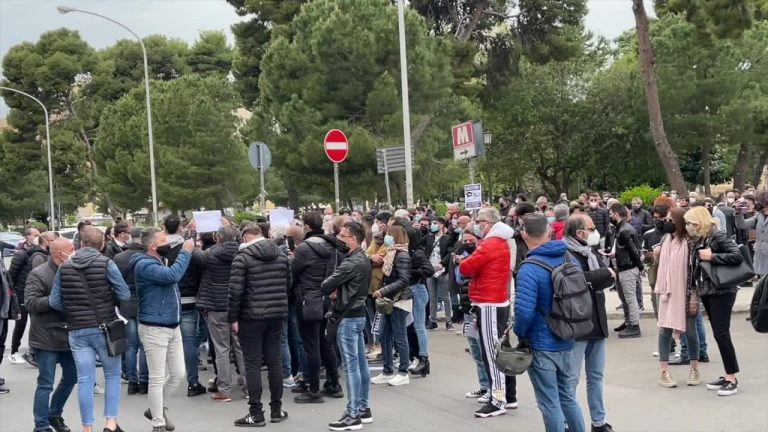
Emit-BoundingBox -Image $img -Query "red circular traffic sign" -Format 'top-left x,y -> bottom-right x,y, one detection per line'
324,129 -> 349,163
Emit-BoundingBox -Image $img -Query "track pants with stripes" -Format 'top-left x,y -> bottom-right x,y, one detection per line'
475,305 -> 517,409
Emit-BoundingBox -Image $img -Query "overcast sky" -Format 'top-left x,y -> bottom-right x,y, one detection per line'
0,0 -> 655,116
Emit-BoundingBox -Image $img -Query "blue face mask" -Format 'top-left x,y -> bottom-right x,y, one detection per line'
384,235 -> 395,246
414,214 -> 423,222
473,224 -> 484,238
430,223 -> 439,233
547,216 -> 555,224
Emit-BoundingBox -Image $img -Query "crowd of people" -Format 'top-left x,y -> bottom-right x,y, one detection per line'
0,186 -> 757,432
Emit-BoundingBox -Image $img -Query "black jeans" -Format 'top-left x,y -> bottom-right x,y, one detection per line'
239,319 -> 284,414
0,318 -> 6,366
701,292 -> 740,375
10,307 -> 28,354
299,319 -> 339,392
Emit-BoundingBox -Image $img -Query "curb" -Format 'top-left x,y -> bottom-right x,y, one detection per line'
606,306 -> 750,320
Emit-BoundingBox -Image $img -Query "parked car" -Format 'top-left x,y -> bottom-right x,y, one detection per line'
0,231 -> 23,258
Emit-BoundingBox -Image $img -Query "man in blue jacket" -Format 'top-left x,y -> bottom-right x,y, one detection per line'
514,214 -> 585,432
131,228 -> 194,432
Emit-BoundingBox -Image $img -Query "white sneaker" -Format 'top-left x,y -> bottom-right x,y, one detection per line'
477,393 -> 491,404
7,354 -> 26,365
652,351 -> 659,357
465,388 -> 486,398
370,373 -> 394,385
282,377 -> 296,388
93,383 -> 105,395
388,373 -> 410,386
408,358 -> 419,370
505,401 -> 518,409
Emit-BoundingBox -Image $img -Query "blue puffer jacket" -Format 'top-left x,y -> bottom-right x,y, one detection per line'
513,240 -> 574,352
131,251 -> 191,328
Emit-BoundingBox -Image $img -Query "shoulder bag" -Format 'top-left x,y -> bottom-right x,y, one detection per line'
78,272 -> 127,357
699,243 -> 755,289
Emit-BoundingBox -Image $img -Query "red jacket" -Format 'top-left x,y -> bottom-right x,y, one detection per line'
459,223 -> 513,305
551,221 -> 565,240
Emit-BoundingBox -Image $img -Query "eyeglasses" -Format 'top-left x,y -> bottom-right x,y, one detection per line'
476,219 -> 490,224
584,227 -> 596,232
339,234 -> 355,239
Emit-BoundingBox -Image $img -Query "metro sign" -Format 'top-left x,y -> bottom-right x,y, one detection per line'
452,121 -> 476,161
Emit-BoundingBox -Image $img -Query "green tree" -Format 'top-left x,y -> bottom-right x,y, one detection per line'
95,74 -> 254,213
188,31 -> 234,76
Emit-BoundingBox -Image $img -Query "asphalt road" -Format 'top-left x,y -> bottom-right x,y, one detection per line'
1,316 -> 767,432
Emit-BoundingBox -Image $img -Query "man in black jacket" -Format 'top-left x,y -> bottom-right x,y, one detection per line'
608,203 -> 645,338
113,228 -> 149,395
291,211 -> 348,402
564,215 -> 616,432
198,226 -> 244,402
321,221 -> 373,430
587,193 -> 611,240
103,221 -> 131,259
229,222 -> 290,427
26,238 -> 77,432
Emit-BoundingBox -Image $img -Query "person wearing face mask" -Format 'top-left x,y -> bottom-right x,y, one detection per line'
535,195 -> 549,214
564,214 -> 616,432
684,207 -> 743,397
196,226 -> 246,404
49,227 -> 132,432
629,197 -> 653,236
586,193 -> 610,240
364,213 -> 391,362
103,221 -> 132,259
550,205 -> 568,240
706,197 -> 727,233
458,207 -> 517,418
426,218 -> 453,330
447,215 -> 472,323
644,203 -> 673,319
608,203 -> 645,339
25,238 -> 78,432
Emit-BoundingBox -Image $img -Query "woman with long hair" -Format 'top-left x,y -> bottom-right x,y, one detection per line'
370,225 -> 412,386
684,207 -> 743,396
654,208 -> 700,388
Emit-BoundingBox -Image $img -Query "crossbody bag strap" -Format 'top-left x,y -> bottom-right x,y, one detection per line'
75,271 -> 104,326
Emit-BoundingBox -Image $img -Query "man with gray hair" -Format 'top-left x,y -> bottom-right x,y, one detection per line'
197,226 -> 246,402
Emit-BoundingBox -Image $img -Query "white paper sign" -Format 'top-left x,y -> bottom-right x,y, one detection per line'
269,207 -> 295,229
193,210 -> 222,233
464,183 -> 483,210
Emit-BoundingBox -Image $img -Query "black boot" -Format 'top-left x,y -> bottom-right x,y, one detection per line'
410,356 -> 430,377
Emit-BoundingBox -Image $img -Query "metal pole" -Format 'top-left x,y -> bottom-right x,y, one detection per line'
0,86 -> 56,230
468,158 -> 475,184
397,0 -> 414,208
259,143 -> 266,212
383,149 -> 392,205
334,162 -> 340,213
488,158 -> 494,203
57,6 -> 157,226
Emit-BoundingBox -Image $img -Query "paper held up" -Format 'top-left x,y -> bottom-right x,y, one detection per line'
269,207 -> 295,229
193,210 -> 223,233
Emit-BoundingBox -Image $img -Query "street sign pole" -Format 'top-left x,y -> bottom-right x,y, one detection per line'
259,143 -> 266,212
334,162 -> 340,212
397,0 -> 414,208
468,158 -> 476,184
383,148 -> 392,204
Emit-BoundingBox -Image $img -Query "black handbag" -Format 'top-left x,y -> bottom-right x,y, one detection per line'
79,273 -> 127,357
699,243 -> 756,289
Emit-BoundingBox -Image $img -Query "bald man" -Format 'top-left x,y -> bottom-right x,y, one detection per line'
26,238 -> 77,432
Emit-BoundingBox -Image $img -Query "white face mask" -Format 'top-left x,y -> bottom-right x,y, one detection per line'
686,225 -> 698,238
586,230 -> 600,247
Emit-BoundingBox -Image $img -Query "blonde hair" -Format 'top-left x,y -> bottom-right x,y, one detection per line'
684,206 -> 715,237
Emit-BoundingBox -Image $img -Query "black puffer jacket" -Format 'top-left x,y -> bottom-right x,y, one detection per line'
587,207 -> 611,238
228,239 -> 290,322
9,246 -> 48,303
291,232 -> 348,310
379,250 -> 411,300
58,249 -> 119,330
25,259 -> 69,352
197,241 -> 240,312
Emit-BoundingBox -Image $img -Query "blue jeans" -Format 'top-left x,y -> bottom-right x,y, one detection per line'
681,308 -> 708,359
528,349 -> 585,432
467,337 -> 490,390
180,309 -> 202,385
337,317 -> 370,418
33,349 -> 77,431
380,307 -> 410,374
411,284 -> 429,357
69,327 -> 122,426
572,340 -> 607,427
281,320 -> 292,379
125,319 -> 148,384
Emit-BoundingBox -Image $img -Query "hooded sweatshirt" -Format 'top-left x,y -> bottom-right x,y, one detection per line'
459,222 -> 515,305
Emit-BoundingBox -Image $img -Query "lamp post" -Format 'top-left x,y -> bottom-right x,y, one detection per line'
397,0 -> 414,208
0,86 -> 56,230
58,5 -> 159,226
484,130 -> 493,204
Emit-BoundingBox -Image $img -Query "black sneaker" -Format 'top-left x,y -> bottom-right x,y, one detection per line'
49,416 -> 70,432
613,323 -> 627,332
187,383 -> 206,397
359,408 -> 373,424
294,391 -> 324,403
322,384 -> 344,398
138,382 -> 148,395
427,322 -> 438,330
669,357 -> 690,366
446,322 -> 454,330
234,412 -> 266,427
698,354 -> 710,363
474,402 -> 506,418
717,380 -> 738,396
329,413 -> 363,431
617,324 -> 641,339
144,408 -> 175,431
270,408 -> 288,423
706,376 -> 728,391
291,382 -> 309,394
592,424 -> 614,432
127,382 -> 140,395
0,384 -> 8,394
22,351 -> 38,368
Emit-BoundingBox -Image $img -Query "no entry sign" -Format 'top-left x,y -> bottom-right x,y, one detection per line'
324,129 -> 349,163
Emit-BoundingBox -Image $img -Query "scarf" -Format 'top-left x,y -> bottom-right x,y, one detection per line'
656,235 -> 689,296
383,243 -> 409,277
564,236 -> 600,271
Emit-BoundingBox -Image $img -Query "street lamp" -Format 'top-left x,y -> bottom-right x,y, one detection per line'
397,0 -> 414,208
484,130 -> 493,203
0,86 -> 56,229
58,5 -> 159,226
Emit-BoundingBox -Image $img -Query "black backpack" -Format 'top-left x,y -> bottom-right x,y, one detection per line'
750,274 -> 768,333
523,252 -> 594,340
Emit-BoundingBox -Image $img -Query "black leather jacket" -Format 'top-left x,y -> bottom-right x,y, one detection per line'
690,227 -> 743,297
321,248 -> 371,319
607,221 -> 644,272
379,250 -> 411,300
